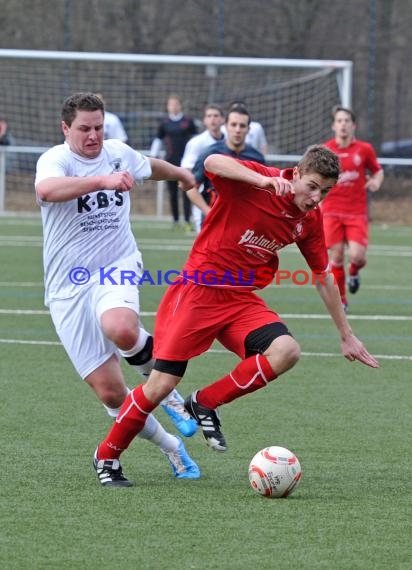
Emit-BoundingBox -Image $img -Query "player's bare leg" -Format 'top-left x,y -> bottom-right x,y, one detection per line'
347,240 -> 367,295
90,364 -> 200,486
185,335 -> 300,451
329,241 -> 348,310
101,307 -> 196,436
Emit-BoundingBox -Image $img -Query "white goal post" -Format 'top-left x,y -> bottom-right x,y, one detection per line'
0,49 -> 353,213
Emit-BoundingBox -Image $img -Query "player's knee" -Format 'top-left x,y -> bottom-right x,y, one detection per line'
96,386 -> 127,408
330,248 -> 345,265
283,336 -> 301,367
244,322 -> 299,375
244,322 -> 293,357
101,309 -> 139,349
102,393 -> 125,409
265,335 -> 301,373
331,255 -> 344,266
350,254 -> 366,267
108,324 -> 138,350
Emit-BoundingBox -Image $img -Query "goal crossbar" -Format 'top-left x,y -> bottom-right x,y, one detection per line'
0,50 -> 353,214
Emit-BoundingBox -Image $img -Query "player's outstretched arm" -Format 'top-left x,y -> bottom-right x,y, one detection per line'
204,154 -> 293,195
36,171 -> 134,203
186,186 -> 211,215
315,271 -> 379,368
149,158 -> 195,190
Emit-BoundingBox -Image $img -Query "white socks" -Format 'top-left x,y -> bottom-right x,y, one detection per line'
138,414 -> 179,452
103,388 -> 178,453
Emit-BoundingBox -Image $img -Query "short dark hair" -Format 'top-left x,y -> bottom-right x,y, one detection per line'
228,99 -> 247,109
61,92 -> 104,126
226,105 -> 251,125
331,105 -> 356,123
167,93 -> 183,104
297,144 -> 340,182
204,104 -> 224,117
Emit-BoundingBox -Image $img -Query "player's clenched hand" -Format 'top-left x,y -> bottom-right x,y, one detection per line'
104,171 -> 134,192
261,176 -> 294,196
365,175 -> 380,193
177,168 -> 196,191
341,334 -> 380,368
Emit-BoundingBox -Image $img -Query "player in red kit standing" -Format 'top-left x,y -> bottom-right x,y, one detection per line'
93,145 -> 379,487
322,106 -> 384,311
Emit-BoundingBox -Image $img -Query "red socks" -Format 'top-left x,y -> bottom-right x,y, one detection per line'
97,356 -> 277,458
349,260 -> 366,276
196,354 -> 277,408
330,262 -> 347,305
97,384 -> 156,460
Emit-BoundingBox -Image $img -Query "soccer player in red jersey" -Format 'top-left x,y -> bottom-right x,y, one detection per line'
322,106 -> 384,311
93,145 -> 379,486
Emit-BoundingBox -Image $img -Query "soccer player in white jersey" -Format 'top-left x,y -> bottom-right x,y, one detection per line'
35,92 -> 199,486
180,104 -> 225,233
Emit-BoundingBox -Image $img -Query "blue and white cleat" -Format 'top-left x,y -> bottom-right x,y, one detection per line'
161,389 -> 198,437
162,436 -> 201,479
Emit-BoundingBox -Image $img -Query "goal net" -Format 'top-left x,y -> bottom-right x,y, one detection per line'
0,50 -> 352,214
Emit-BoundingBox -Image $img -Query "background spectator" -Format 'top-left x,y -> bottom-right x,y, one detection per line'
150,94 -> 197,230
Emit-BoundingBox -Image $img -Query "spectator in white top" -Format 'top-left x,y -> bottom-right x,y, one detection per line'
180,104 -> 225,233
96,93 -> 128,143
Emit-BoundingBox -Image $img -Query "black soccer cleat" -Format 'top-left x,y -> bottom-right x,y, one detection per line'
348,274 -> 360,294
184,392 -> 227,452
93,449 -> 133,487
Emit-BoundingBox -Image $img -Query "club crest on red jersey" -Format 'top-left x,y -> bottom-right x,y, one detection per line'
292,222 -> 303,239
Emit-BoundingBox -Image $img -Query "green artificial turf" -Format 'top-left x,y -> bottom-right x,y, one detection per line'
0,217 -> 410,569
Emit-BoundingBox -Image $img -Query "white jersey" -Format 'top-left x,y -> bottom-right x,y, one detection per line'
35,139 -> 151,304
180,130 -> 224,169
221,121 -> 268,154
103,111 -> 128,142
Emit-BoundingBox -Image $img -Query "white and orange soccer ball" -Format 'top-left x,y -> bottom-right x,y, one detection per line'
248,446 -> 302,498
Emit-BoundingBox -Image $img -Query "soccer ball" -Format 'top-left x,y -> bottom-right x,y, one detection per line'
248,446 -> 302,498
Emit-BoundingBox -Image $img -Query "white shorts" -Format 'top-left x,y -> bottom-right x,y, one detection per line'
49,257 -> 143,380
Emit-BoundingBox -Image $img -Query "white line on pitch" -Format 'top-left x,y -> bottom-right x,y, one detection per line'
0,309 -> 49,315
0,282 -> 44,287
207,348 -> 412,361
2,235 -> 412,257
0,337 -> 410,360
0,338 -> 60,345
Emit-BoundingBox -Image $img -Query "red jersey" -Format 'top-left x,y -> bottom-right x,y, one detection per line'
181,160 -> 328,290
322,138 -> 382,216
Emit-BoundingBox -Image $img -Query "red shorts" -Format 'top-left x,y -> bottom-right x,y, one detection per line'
153,279 -> 283,361
323,214 -> 368,248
